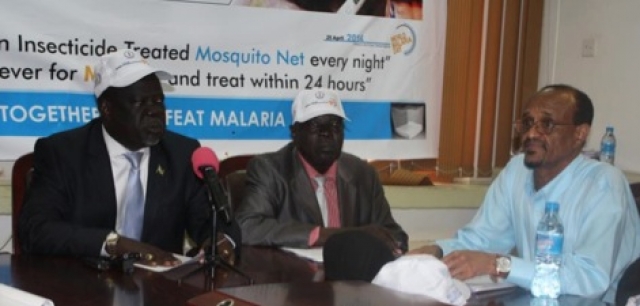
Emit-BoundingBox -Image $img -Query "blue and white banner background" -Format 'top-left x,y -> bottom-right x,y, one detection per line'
0,0 -> 446,160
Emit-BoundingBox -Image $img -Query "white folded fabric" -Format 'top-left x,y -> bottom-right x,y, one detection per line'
0,283 -> 54,306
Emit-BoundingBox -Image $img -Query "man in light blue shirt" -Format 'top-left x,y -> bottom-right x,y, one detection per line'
412,84 -> 640,303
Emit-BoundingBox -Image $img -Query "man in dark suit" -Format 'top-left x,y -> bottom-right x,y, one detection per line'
236,88 -> 407,253
19,49 -> 239,267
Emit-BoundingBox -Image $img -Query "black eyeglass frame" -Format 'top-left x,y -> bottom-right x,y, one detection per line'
512,118 -> 575,135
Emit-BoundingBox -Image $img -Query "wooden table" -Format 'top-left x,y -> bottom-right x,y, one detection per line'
0,246 -> 318,306
1,253 -> 205,306
0,247 -> 612,306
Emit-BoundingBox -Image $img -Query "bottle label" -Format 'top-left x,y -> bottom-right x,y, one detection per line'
601,142 -> 615,154
535,232 -> 563,256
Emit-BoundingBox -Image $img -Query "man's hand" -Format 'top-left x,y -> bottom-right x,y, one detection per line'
215,233 -> 236,265
115,236 -> 180,267
197,233 -> 236,266
442,250 -> 495,280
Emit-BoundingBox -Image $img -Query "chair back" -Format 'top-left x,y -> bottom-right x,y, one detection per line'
218,155 -> 254,212
630,182 -> 640,216
225,171 -> 248,214
11,152 -> 34,255
616,256 -> 640,306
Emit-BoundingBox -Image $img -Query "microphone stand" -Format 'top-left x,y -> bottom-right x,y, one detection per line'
179,186 -> 253,289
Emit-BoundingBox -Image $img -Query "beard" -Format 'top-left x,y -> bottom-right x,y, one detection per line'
137,113 -> 166,147
140,133 -> 162,147
522,138 -> 546,169
524,158 -> 542,169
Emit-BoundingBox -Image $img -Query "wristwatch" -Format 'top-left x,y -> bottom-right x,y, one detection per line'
105,231 -> 119,256
496,255 -> 511,278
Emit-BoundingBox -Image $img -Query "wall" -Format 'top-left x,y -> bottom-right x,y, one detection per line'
0,216 -> 9,253
539,0 -> 640,172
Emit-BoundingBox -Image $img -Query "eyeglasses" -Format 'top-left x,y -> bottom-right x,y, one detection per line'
513,118 -> 574,135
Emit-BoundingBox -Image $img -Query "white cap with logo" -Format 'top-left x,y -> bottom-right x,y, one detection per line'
93,49 -> 172,98
291,88 -> 349,123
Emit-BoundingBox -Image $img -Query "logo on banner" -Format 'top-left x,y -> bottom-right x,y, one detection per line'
391,23 -> 416,56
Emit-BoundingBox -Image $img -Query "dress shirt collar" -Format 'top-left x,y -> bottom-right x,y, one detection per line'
526,153 -> 586,196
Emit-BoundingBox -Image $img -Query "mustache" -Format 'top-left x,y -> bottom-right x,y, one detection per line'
143,107 -> 165,117
139,107 -> 165,120
523,138 -> 546,150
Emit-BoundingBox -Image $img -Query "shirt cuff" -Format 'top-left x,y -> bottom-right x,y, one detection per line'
221,234 -> 237,249
100,242 -> 109,257
308,227 -> 320,246
506,256 -> 535,289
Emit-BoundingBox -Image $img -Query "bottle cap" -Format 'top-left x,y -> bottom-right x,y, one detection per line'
545,201 -> 559,212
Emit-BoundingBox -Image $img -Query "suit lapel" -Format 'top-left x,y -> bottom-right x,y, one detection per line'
336,157 -> 357,227
288,148 -> 324,225
143,144 -> 168,239
86,121 -> 117,227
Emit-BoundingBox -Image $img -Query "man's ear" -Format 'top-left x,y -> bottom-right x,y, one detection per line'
576,124 -> 591,145
289,124 -> 297,139
98,98 -> 109,118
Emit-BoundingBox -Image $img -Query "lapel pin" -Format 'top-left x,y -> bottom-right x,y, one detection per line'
156,165 -> 165,176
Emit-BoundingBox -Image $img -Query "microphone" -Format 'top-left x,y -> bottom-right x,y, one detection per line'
191,147 -> 231,224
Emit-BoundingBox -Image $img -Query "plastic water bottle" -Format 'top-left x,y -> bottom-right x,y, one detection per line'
531,201 -> 564,298
530,297 -> 559,306
600,126 -> 616,165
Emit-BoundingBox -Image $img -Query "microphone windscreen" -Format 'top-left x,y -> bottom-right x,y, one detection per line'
191,147 -> 220,179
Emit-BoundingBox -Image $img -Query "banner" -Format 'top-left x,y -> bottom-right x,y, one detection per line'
0,0 -> 446,160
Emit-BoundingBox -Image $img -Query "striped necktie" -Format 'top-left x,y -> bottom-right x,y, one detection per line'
314,176 -> 329,227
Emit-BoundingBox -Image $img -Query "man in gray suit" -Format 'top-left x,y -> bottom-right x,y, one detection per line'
236,88 -> 407,253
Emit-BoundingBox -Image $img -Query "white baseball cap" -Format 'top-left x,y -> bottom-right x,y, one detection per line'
291,88 -> 348,123
94,49 -> 172,97
372,254 -> 471,306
